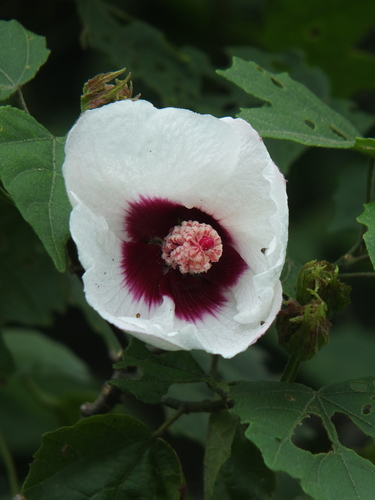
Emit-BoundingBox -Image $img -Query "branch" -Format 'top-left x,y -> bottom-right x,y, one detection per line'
81,370 -> 126,417
162,396 -> 233,413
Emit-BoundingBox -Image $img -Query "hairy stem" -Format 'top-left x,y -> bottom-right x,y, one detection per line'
281,355 -> 301,383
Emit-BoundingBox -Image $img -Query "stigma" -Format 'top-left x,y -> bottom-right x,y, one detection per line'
161,220 -> 223,274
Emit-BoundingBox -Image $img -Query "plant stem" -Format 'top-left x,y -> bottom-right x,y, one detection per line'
153,406 -> 185,437
0,429 -> 19,497
339,272 -> 375,279
281,355 -> 301,383
17,87 -> 30,114
162,396 -> 233,413
0,185 -> 15,206
365,158 -> 375,205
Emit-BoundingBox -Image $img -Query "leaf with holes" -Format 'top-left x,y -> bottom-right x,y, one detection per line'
0,20 -> 50,100
22,414 -> 185,500
111,338 -> 209,404
0,106 -> 71,272
230,378 -> 375,500
357,202 -> 375,271
217,58 -> 359,148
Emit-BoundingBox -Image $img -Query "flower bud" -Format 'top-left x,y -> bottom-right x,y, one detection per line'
296,260 -> 351,317
276,299 -> 331,361
80,68 -> 139,113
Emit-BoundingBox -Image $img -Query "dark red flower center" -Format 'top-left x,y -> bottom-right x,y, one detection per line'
121,196 -> 248,322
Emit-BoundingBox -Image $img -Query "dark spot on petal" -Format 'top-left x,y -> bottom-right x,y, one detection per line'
260,321 -> 265,326
135,313 -> 141,318
261,247 -> 267,254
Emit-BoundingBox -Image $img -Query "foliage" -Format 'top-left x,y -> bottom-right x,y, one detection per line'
1,2 -> 375,499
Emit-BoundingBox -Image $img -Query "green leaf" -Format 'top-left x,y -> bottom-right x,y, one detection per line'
112,338 -> 208,404
0,203 -> 67,326
357,202 -> 375,270
213,424 -> 276,500
354,137 -> 375,159
0,20 -> 50,100
217,57 -> 360,148
22,414 -> 185,500
1,328 -> 96,455
0,106 -> 71,271
230,379 -> 375,500
204,411 -> 238,500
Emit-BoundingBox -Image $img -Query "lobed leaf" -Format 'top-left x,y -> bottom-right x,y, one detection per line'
357,202 -> 375,270
112,338 -> 209,404
230,379 -> 375,500
217,57 -> 360,148
0,20 -> 50,100
22,414 -> 185,500
0,106 -> 71,271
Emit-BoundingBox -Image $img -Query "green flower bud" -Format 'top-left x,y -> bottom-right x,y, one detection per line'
296,260 -> 351,317
80,68 -> 140,113
276,299 -> 331,361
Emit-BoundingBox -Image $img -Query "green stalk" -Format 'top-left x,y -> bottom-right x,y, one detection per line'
281,355 -> 301,383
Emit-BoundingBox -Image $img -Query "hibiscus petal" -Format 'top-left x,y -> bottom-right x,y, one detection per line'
64,99 -> 288,358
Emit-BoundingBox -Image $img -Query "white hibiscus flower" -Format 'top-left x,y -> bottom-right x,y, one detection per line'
63,99 -> 288,358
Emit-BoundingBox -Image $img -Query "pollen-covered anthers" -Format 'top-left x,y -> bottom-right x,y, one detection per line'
162,220 -> 223,274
